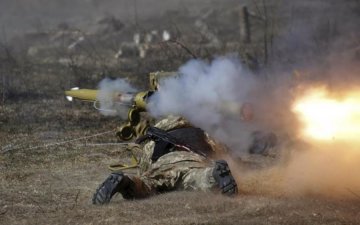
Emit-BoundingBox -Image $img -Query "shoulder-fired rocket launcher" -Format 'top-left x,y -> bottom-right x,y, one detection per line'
65,87 -> 154,140
64,72 -> 178,140
64,71 -> 176,111
65,88 -> 152,111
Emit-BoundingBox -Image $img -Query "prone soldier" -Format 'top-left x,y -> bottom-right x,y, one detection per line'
65,72 -> 276,204
92,115 -> 238,204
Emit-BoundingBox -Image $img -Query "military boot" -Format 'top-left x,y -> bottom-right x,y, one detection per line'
213,160 -> 238,195
92,172 -> 135,205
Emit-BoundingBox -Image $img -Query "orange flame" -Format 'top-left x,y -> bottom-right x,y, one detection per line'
293,87 -> 360,142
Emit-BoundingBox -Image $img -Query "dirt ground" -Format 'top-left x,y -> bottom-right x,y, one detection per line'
1,0 -> 360,224
1,100 -> 360,225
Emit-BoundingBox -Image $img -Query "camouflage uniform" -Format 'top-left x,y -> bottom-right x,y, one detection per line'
92,115 -> 237,204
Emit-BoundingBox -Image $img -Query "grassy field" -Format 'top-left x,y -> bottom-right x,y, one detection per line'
1,97 -> 360,224
1,100 -> 360,225
1,0 -> 360,224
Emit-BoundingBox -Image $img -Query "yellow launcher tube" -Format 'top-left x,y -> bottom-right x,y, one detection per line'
65,89 -> 151,111
65,89 -> 99,101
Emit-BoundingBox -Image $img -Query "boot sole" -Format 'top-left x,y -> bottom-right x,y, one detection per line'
92,172 -> 123,205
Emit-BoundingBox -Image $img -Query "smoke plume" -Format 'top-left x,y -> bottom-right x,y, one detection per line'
148,56 -> 267,153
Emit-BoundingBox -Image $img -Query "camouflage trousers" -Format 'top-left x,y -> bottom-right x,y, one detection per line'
128,151 -> 218,198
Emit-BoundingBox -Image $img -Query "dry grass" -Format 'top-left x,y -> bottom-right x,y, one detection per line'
1,101 -> 360,225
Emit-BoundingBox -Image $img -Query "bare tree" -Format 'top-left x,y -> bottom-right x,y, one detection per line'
239,6 -> 251,44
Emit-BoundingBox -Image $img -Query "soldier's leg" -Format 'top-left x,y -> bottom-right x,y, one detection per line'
93,152 -> 237,204
182,160 -> 238,195
141,151 -> 238,195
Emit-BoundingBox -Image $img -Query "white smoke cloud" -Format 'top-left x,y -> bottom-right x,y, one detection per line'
97,78 -> 137,118
148,56 -> 263,153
